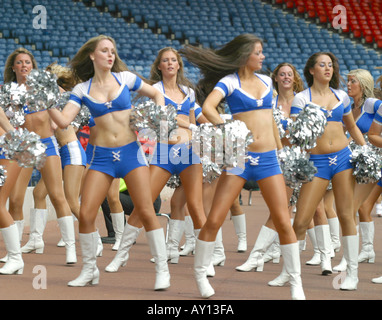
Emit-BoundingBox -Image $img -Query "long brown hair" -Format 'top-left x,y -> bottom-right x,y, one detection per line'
3,47 -> 38,83
149,47 -> 194,89
69,34 -> 129,83
179,33 -> 263,104
303,52 -> 343,89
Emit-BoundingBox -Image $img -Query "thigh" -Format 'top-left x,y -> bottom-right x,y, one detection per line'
124,166 -> 160,231
199,172 -> 245,241
0,160 -> 22,205
293,176 -> 329,239
149,165 -> 172,201
80,169 -> 114,233
9,167 -> 33,210
40,156 -> 64,197
63,165 -> 85,197
257,174 -> 296,244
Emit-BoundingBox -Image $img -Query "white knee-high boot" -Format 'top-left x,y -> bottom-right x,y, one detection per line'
166,219 -> 185,264
21,209 -> 47,254
305,227 -> 320,266
280,242 -> 305,300
111,212 -> 125,251
315,224 -> 332,275
236,225 -> 278,272
212,228 -> 225,266
105,223 -> 141,272
232,214 -> 247,252
179,215 -> 195,256
328,217 -> 341,253
57,216 -> 77,264
146,228 -> 171,291
358,221 -> 375,263
0,220 -> 24,263
67,232 -> 99,287
268,240 -> 305,288
340,235 -> 359,291
0,224 -> 24,275
194,239 -> 215,299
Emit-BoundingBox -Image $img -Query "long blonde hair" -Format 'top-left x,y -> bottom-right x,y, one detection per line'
3,47 -> 38,83
69,35 -> 129,83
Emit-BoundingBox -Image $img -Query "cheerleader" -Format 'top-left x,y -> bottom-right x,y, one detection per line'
106,47 -> 207,272
0,107 -> 24,275
236,62 -> 304,272
284,52 -> 366,291
48,35 -> 169,290
180,34 -> 305,300
4,48 -> 76,265
368,84 -> 382,284
348,69 -> 381,264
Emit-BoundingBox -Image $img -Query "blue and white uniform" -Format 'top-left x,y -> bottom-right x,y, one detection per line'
354,98 -> 382,134
372,101 -> 382,187
150,82 -> 200,175
69,71 -> 148,178
59,139 -> 87,169
214,72 -> 281,181
291,88 -> 353,180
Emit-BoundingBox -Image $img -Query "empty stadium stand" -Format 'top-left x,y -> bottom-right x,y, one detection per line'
0,0 -> 380,86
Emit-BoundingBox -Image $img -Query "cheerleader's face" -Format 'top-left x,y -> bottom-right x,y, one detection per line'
275,66 -> 294,91
246,42 -> 265,71
310,54 -> 333,83
13,53 -> 33,83
347,75 -> 362,99
157,50 -> 180,79
90,39 -> 116,70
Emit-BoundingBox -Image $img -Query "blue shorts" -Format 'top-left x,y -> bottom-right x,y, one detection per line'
85,143 -> 94,165
60,140 -> 87,169
378,169 -> 382,187
150,142 -> 201,175
310,146 -> 352,181
0,147 -> 6,160
87,141 -> 148,178
41,136 -> 60,157
226,149 -> 282,181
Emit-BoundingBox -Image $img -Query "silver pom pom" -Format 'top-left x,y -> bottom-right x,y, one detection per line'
24,69 -> 60,111
166,174 -> 181,189
201,155 -> 222,184
0,128 -> 47,169
0,82 -> 26,127
278,146 -> 317,188
350,144 -> 382,184
287,103 -> 327,150
193,120 -> 253,168
0,165 -> 7,186
130,101 -> 178,140
273,105 -> 292,139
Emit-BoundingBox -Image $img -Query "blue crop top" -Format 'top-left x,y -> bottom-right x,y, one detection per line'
374,102 -> 382,126
69,71 -> 142,119
354,98 -> 382,134
214,73 -> 273,115
152,81 -> 195,116
290,88 -> 351,122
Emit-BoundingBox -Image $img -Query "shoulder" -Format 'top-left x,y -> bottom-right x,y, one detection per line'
255,73 -> 272,86
71,80 -> 91,98
293,88 -> 310,105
